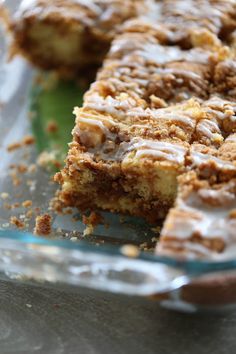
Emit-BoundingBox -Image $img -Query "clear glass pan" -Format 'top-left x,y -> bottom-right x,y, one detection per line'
1,0 -> 236,314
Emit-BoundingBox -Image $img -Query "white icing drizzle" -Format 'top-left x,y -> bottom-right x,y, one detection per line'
196,119 -> 221,139
111,38 -> 211,67
85,94 -> 197,129
129,108 -> 196,127
74,115 -> 115,147
19,0 -> 103,15
165,181 -> 236,260
203,96 -> 236,123
124,138 -> 187,164
163,182 -> 236,242
139,44 -> 211,65
226,134 -> 236,143
154,67 -> 204,81
84,93 -> 138,119
190,150 -> 235,171
19,0 -> 38,12
76,117 -> 109,134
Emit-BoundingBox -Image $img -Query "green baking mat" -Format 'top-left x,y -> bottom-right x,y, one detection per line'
30,74 -> 84,166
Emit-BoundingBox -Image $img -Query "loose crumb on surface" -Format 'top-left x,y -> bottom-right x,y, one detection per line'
37,151 -> 61,169
22,135 -> 35,146
7,135 -> 35,152
22,200 -> 33,208
34,214 -> 52,236
121,244 -> 140,258
82,212 -> 103,228
70,237 -> 78,242
9,171 -> 22,187
10,216 -> 25,229
28,164 -> 37,174
10,164 -> 28,174
83,224 -> 94,237
139,242 -> 149,251
7,142 -> 22,152
46,120 -> 59,133
82,212 -> 103,237
0,192 -> 9,200
26,210 -> 33,219
11,202 -> 20,209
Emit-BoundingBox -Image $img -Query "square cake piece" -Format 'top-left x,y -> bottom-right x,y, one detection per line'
55,19 -> 234,223
7,0 -> 156,76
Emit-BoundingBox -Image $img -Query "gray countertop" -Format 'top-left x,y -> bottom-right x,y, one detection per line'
0,280 -> 235,354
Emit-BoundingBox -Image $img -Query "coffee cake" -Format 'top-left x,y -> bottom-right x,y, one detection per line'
5,0 -> 236,260
55,19 -> 236,233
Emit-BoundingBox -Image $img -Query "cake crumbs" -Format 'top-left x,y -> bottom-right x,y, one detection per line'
83,224 -> 94,237
34,214 -> 52,236
121,244 -> 140,258
22,200 -> 33,208
22,135 -> 35,146
82,212 -> 103,228
7,142 -> 21,152
11,202 -> 20,209
7,135 -> 35,152
139,242 -> 149,251
3,203 -> 11,210
0,192 -> 9,200
28,164 -> 37,174
70,237 -> 78,242
10,216 -> 25,229
82,212 -> 103,236
46,120 -> 58,133
10,164 -> 28,174
9,171 -> 22,186
37,151 -> 62,169
26,210 -> 33,219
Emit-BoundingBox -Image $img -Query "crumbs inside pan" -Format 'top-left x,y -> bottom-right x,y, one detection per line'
0,72 -> 159,252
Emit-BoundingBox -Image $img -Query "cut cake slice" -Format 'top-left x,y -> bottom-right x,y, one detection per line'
55,20 -> 234,224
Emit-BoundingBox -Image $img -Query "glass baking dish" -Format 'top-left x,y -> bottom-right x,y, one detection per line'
1,0 -> 236,314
